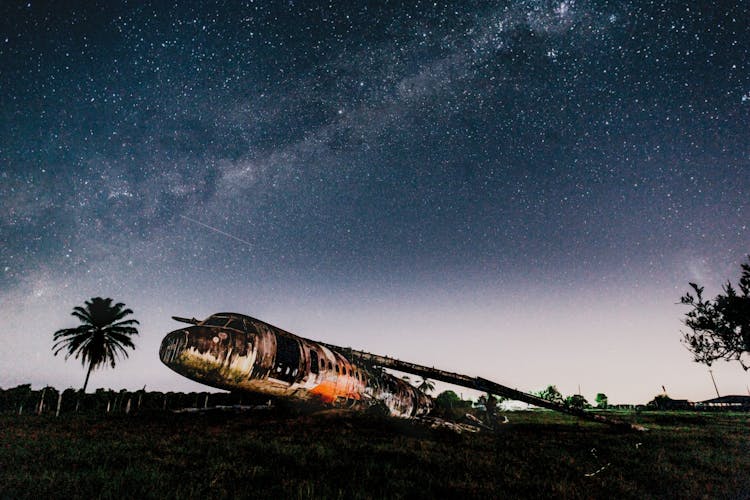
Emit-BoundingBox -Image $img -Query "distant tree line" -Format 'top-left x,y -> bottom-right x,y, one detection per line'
0,385 -> 267,416
534,384 -> 598,410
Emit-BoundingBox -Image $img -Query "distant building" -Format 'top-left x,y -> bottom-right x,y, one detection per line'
647,395 -> 694,410
660,399 -> 693,410
698,395 -> 750,411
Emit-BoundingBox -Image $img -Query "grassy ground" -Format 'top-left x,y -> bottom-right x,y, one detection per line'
1,409 -> 748,499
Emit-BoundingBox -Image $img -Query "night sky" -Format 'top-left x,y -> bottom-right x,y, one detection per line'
2,1 -> 748,403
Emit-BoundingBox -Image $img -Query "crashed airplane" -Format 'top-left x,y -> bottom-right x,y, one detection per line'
160,312 -> 643,430
160,312 -> 431,417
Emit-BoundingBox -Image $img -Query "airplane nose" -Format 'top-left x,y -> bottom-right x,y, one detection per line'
159,326 -> 221,365
159,325 -> 257,390
159,328 -> 191,366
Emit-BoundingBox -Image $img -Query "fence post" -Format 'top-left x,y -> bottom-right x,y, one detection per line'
37,387 -> 47,415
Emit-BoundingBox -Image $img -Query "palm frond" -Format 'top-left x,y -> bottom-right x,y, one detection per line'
111,318 -> 140,328
71,307 -> 93,324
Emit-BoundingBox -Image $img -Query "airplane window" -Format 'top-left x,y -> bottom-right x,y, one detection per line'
328,361 -> 333,371
335,365 -> 339,374
273,334 -> 301,383
310,350 -> 319,374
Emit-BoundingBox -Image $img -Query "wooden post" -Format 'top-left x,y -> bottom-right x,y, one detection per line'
37,387 -> 47,415
138,385 -> 146,412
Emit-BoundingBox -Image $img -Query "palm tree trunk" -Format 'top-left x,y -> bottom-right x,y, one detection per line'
82,363 -> 94,392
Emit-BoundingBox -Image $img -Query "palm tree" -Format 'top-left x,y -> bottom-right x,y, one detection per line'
52,297 -> 139,392
417,377 -> 435,394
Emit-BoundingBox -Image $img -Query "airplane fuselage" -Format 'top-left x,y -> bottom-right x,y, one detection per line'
159,312 -> 432,418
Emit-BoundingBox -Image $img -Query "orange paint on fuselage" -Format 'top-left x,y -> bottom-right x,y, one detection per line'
309,380 -> 339,403
310,375 -> 362,403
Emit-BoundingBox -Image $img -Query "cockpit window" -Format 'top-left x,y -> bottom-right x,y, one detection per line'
202,317 -> 229,327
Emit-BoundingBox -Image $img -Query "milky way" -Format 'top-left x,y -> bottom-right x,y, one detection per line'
1,1 -> 748,402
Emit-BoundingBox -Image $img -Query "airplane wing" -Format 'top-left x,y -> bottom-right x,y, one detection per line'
322,343 -> 646,432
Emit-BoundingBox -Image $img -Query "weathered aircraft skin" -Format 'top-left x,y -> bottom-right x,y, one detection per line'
159,312 -> 432,418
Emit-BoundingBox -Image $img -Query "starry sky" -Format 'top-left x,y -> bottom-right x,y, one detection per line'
1,0 -> 749,403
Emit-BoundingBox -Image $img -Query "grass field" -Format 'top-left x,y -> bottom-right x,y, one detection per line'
1,409 -> 748,499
